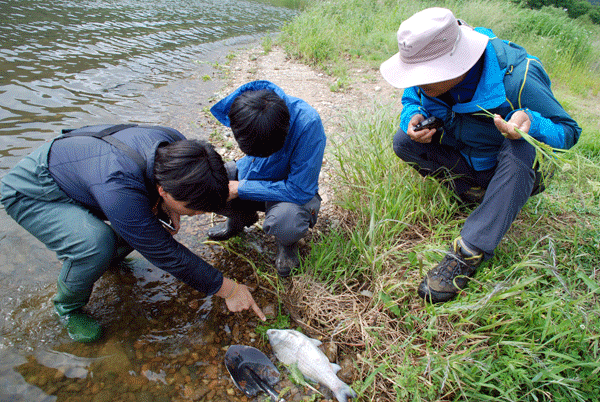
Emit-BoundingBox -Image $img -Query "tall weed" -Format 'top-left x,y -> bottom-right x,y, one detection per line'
276,0 -> 600,400
279,0 -> 600,93
308,101 -> 600,400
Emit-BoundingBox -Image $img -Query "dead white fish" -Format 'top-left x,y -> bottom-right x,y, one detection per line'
267,329 -> 356,402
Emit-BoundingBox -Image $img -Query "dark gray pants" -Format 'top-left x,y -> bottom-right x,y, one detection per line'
218,161 -> 321,246
393,128 -> 543,259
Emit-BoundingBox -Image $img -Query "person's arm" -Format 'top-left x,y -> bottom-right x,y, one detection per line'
95,183 -> 224,295
400,87 -> 428,133
96,182 -> 266,320
399,87 -> 443,143
237,117 -> 326,205
505,58 -> 581,150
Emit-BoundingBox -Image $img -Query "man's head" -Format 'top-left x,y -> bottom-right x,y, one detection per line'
380,7 -> 489,89
228,89 -> 290,157
154,140 -> 228,213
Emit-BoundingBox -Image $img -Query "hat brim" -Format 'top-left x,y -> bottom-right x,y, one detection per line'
380,26 -> 490,89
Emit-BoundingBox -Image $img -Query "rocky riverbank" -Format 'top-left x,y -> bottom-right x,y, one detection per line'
13,44 -> 403,402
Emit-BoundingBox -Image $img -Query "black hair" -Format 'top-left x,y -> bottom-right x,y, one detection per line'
228,89 -> 290,157
154,140 -> 228,212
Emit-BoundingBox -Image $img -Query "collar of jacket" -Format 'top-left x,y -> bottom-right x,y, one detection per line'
450,28 -> 507,115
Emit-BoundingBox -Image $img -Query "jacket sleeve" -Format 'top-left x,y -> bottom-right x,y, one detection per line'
93,181 -> 223,295
400,87 -> 427,133
238,117 -> 326,205
507,58 -> 581,150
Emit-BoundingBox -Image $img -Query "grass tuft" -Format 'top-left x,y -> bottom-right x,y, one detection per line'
270,0 -> 600,400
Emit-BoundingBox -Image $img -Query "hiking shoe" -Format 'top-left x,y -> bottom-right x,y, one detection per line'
61,310 -> 103,343
460,186 -> 486,205
275,243 -> 299,277
418,237 -> 483,303
207,212 -> 258,241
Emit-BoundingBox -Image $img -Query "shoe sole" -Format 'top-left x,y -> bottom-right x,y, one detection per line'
417,281 -> 457,304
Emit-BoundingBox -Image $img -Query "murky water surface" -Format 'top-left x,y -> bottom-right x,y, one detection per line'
0,0 -> 300,400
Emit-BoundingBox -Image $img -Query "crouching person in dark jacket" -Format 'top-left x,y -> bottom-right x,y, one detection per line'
0,124 -> 266,343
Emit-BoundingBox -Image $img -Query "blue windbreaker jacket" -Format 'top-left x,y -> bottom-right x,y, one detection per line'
400,28 -> 581,171
211,81 -> 326,205
45,125 -> 223,295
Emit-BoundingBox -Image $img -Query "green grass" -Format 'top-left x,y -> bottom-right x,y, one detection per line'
280,0 -> 600,96
316,103 -> 600,401
272,0 -> 600,400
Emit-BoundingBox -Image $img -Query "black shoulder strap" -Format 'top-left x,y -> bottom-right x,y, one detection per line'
61,124 -> 136,138
61,124 -> 146,173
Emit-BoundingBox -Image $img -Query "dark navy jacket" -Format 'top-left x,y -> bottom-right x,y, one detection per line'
47,125 -> 223,295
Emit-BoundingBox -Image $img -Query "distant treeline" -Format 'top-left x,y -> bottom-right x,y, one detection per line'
518,0 -> 600,23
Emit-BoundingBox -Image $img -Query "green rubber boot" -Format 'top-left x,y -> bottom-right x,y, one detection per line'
54,281 -> 102,343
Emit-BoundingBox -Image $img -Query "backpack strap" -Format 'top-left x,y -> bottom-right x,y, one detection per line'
61,124 -> 146,173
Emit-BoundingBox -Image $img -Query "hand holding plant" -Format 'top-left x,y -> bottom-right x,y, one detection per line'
492,110 -> 531,140
477,106 -> 568,177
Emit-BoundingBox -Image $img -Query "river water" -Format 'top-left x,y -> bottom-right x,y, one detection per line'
0,1 -> 300,400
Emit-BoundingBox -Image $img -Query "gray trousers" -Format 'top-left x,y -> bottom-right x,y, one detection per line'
393,128 -> 543,259
219,161 -> 321,246
0,140 -> 132,308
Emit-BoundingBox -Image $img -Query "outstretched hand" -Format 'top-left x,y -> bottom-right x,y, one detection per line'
217,277 -> 266,321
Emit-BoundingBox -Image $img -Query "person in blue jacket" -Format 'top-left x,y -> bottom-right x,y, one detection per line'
379,8 -> 581,303
0,124 -> 266,343
209,81 -> 326,277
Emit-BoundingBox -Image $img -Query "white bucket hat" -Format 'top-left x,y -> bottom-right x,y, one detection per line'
380,8 -> 489,89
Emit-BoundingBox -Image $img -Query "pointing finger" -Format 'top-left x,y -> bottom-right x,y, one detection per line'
251,301 -> 266,321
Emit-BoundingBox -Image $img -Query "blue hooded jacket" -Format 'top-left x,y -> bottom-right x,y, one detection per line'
41,125 -> 223,295
211,81 -> 326,205
400,28 -> 581,171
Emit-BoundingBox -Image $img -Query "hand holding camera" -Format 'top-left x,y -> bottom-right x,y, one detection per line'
413,116 -> 443,131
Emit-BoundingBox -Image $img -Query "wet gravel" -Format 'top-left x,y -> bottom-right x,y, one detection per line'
6,42 -> 382,402
11,213 -> 354,402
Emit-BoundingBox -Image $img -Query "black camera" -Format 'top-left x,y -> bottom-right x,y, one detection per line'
413,116 -> 443,131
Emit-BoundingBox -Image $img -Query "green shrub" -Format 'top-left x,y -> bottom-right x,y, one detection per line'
566,0 -> 592,18
590,6 -> 600,24
506,6 -> 593,75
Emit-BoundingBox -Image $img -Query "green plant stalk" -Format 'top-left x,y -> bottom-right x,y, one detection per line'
476,106 -> 569,176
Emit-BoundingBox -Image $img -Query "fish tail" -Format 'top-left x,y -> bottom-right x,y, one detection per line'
334,383 -> 357,402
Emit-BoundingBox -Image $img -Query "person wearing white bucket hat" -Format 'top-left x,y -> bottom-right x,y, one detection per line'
380,7 -> 489,89
380,8 -> 581,303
